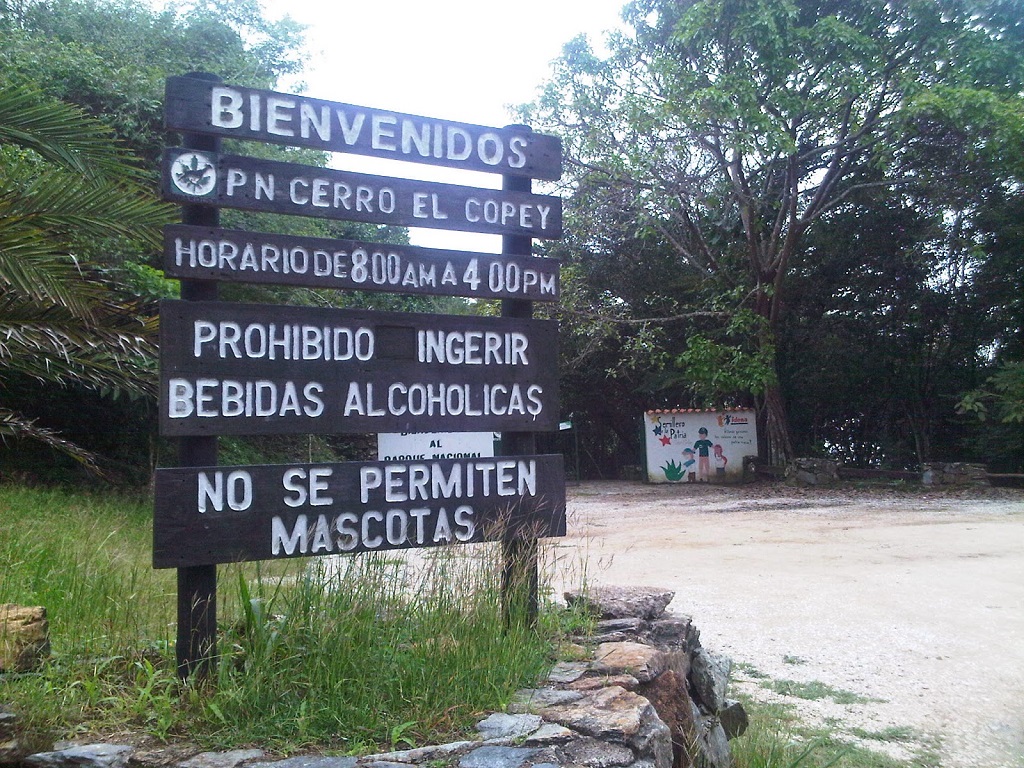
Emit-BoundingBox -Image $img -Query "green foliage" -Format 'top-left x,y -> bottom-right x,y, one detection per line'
763,680 -> 883,706
673,311 -> 777,407
0,0 -> 308,162
0,484 -> 167,652
2,484 -> 574,753
529,0 -> 1024,471
0,85 -> 173,472
0,0 -> 437,478
958,362 -> 1024,424
732,696 -> 923,768
200,554 -> 553,751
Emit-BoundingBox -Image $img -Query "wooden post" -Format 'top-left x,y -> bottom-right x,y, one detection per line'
175,72 -> 220,679
500,125 -> 539,627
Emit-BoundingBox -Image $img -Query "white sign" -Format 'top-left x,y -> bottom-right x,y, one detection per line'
377,432 -> 496,462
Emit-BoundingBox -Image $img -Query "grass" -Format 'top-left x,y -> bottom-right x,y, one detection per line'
763,680 -> 885,705
735,661 -> 771,679
0,483 -> 588,754
1,482 -> 940,767
849,727 -> 918,743
731,697 -> 931,768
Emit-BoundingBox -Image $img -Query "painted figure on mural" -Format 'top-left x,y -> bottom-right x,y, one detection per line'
682,447 -> 696,482
693,427 -> 713,482
713,444 -> 728,477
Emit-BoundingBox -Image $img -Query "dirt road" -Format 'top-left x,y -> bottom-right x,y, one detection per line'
550,481 -> 1024,768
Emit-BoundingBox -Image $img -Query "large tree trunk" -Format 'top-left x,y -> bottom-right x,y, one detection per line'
761,382 -> 794,466
754,282 -> 795,466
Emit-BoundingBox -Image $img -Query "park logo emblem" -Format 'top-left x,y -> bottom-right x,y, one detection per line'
170,151 -> 216,196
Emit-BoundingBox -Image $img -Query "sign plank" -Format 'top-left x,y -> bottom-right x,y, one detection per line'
153,455 -> 566,568
164,76 -> 562,181
163,225 -> 560,301
159,300 -> 559,436
162,149 -> 562,239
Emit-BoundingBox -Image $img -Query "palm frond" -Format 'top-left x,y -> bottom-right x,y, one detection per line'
0,408 -> 106,477
0,295 -> 157,396
0,84 -> 151,182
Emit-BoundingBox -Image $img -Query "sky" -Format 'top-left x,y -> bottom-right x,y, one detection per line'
260,0 -> 627,250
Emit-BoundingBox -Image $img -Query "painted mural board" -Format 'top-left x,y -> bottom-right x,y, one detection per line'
643,410 -> 757,484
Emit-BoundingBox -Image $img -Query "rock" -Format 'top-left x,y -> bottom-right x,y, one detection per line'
569,674 -> 640,692
0,712 -> 16,741
718,701 -> 748,740
364,742 -> 477,764
689,649 -> 731,714
509,689 -> 584,714
540,686 -> 671,767
24,744 -> 133,768
690,703 -> 732,768
547,662 -> 588,684
628,707 -> 673,768
559,737 -> 634,767
596,618 -> 644,634
251,758 -> 356,768
594,643 -> 667,683
647,616 -> 692,650
0,711 -> 26,765
589,632 -> 634,644
786,458 -> 838,487
476,713 -> 543,741
522,724 -> 575,746
564,587 -> 675,621
458,746 -> 538,768
921,462 -> 989,486
537,685 -> 654,747
0,605 -> 50,672
637,669 -> 698,768
179,750 -> 264,768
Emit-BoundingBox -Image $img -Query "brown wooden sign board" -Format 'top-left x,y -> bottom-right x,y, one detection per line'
164,76 -> 562,181
160,300 -> 559,436
162,149 -> 562,239
153,455 -> 566,568
164,225 -> 560,301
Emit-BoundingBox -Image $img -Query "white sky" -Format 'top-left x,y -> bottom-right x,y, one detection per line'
261,0 -> 626,250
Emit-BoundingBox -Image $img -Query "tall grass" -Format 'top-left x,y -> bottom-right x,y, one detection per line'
731,698 -> 918,768
0,484 -> 174,653
1,484 -> 577,753
206,551 -> 554,751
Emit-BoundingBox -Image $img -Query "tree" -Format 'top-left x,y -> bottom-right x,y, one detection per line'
527,0 -> 1024,463
0,0 -> 441,477
0,84 -> 175,472
0,0 -> 308,164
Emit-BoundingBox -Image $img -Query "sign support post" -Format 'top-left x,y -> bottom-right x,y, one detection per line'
175,72 -> 220,679
500,126 -> 538,626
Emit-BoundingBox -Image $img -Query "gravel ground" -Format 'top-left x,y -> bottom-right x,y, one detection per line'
550,480 -> 1024,768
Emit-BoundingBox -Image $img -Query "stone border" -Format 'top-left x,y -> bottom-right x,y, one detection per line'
5,587 -> 744,768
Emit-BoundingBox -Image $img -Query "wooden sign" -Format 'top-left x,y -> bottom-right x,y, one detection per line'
162,149 -> 562,239
160,300 -> 559,436
164,225 -> 560,301
164,76 -> 562,181
153,455 -> 566,568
